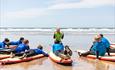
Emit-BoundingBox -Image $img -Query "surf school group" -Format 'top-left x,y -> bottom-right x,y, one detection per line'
0,28 -> 115,65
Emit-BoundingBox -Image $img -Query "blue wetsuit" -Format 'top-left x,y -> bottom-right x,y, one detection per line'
52,43 -> 64,56
0,42 -> 7,49
91,41 -> 106,56
33,49 -> 48,56
14,43 -> 30,53
19,48 -> 48,57
52,43 -> 64,53
9,40 -> 23,45
101,37 -> 110,48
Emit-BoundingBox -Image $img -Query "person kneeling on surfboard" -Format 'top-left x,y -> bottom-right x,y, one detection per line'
52,43 -> 71,59
10,39 -> 30,57
78,35 -> 107,59
53,28 -> 64,44
9,37 -> 24,46
19,45 -> 48,59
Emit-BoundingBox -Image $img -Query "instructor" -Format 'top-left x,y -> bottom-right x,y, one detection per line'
53,28 -> 64,44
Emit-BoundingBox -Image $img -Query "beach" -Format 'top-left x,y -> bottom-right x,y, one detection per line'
0,28 -> 115,70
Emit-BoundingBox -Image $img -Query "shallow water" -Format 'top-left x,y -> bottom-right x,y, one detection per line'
0,31 -> 115,70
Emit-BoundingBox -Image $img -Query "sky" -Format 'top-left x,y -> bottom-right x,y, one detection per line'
0,0 -> 115,28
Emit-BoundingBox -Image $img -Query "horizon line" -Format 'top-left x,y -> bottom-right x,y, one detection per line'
0,27 -> 115,29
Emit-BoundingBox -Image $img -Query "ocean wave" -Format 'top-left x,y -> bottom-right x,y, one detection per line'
0,28 -> 115,32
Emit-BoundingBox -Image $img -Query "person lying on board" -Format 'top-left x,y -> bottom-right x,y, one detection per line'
0,37 -> 25,54
0,38 -> 10,49
9,37 -> 24,46
78,35 -> 107,59
99,34 -> 111,56
52,43 -> 72,60
18,45 -> 48,59
10,39 -> 30,57
53,28 -> 64,44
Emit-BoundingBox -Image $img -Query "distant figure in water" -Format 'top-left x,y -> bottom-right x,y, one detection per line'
53,28 -> 64,44
78,35 -> 107,59
19,45 -> 48,59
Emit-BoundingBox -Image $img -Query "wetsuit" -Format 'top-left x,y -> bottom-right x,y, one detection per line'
80,41 -> 106,58
24,49 -> 48,57
0,41 -> 8,49
101,37 -> 110,55
9,40 -> 23,45
52,43 -> 64,56
11,43 -> 30,54
53,32 -> 64,43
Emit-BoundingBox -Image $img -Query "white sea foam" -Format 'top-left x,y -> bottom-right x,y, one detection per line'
0,28 -> 115,34
0,28 -> 115,31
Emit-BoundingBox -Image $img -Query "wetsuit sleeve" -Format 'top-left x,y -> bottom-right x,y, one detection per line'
62,32 -> 64,39
93,42 -> 99,59
1,44 -> 4,48
106,40 -> 110,48
26,46 -> 30,50
2,43 -> 5,48
53,33 -> 56,39
41,51 -> 49,57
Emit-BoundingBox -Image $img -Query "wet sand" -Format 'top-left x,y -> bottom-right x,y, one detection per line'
0,31 -> 115,70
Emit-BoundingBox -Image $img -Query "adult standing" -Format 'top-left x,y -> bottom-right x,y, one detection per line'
53,28 -> 64,44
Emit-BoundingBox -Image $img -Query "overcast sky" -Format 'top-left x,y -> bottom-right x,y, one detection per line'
0,0 -> 115,28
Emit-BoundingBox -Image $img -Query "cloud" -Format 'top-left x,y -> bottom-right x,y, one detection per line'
1,8 -> 47,20
1,0 -> 114,20
48,0 -> 115,9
